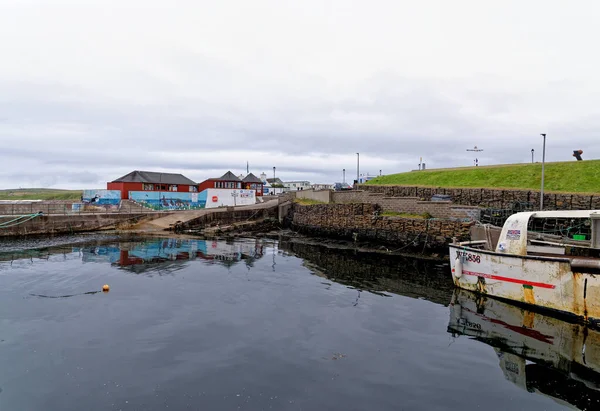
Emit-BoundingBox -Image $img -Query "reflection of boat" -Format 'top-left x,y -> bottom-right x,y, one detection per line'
448,289 -> 600,410
449,211 -> 600,325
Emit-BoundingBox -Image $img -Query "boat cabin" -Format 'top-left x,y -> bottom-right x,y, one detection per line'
472,210 -> 600,259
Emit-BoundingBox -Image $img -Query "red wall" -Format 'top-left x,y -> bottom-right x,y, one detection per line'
107,182 -> 142,200
198,180 -> 216,193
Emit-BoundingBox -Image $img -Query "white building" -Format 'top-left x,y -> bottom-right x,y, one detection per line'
283,181 -> 311,191
260,172 -> 285,195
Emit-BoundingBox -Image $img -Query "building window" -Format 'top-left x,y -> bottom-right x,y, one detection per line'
169,185 -> 178,191
189,186 -> 198,192
143,183 -> 153,191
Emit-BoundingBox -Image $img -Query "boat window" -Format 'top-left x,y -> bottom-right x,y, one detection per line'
528,217 -> 591,241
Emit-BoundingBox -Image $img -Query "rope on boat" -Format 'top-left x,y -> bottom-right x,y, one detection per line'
0,213 -> 42,229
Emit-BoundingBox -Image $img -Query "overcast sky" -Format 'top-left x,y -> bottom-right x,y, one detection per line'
1,0 -> 599,189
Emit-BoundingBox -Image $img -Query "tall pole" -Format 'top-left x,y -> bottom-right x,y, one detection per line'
356,153 -> 360,184
273,166 -> 276,180
540,134 -> 546,210
531,149 -> 534,164
343,168 -> 346,184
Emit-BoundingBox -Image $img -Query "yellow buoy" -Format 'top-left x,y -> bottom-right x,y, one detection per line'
102,284 -> 110,292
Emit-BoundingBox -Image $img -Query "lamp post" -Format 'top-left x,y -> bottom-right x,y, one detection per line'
531,149 -> 534,164
540,134 -> 546,210
273,167 -> 276,181
343,168 -> 346,184
356,153 -> 360,185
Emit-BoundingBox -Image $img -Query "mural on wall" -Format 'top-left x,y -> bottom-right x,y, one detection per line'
82,190 -> 121,205
127,189 -> 256,210
81,189 -> 122,210
129,190 -> 207,210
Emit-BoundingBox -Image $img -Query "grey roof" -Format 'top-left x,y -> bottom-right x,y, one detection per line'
214,171 -> 242,182
242,173 -> 263,183
111,170 -> 197,185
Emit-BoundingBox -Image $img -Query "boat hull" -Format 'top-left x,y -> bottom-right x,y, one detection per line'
449,245 -> 600,325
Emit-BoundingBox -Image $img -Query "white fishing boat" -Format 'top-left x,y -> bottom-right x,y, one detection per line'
449,210 -> 600,325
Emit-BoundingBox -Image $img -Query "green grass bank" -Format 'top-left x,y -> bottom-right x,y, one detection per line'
0,188 -> 82,201
366,161 -> 600,194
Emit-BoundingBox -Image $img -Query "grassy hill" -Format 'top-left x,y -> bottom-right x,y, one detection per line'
365,160 -> 600,194
0,188 -> 82,201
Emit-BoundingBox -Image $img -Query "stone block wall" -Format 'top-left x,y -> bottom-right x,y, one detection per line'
294,189 -> 332,203
331,191 -> 480,220
291,203 -> 473,251
358,185 -> 600,210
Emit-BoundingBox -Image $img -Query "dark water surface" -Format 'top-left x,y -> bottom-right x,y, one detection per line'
0,236 -> 597,410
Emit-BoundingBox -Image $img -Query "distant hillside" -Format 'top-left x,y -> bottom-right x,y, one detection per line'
365,160 -> 600,194
0,188 -> 82,201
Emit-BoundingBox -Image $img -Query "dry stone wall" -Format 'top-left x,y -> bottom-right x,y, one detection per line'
331,191 -> 480,220
290,203 -> 473,251
358,185 -> 600,210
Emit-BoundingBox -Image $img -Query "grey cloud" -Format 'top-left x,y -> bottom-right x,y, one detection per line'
1,66 -> 599,189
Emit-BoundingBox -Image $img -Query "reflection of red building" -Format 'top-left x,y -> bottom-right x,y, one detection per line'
107,170 -> 198,200
197,171 -> 242,192
242,173 -> 264,196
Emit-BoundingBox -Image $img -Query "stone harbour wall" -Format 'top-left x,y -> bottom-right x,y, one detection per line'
0,213 -> 152,237
358,185 -> 600,210
290,203 -> 474,251
331,191 -> 480,219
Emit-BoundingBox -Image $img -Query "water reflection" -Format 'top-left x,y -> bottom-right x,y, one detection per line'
0,238 -> 267,274
279,238 -> 454,306
448,289 -> 600,411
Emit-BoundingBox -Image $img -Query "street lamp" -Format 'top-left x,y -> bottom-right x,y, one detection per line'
273,166 -> 276,181
343,168 -> 346,184
531,148 -> 534,164
356,153 -> 360,185
540,134 -> 546,210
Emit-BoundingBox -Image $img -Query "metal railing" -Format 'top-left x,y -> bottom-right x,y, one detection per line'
0,201 -> 160,216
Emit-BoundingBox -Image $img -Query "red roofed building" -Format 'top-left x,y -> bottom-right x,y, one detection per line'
198,171 -> 243,192
242,173 -> 264,196
107,170 -> 198,200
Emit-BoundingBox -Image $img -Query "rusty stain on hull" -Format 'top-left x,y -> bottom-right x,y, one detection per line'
523,285 -> 535,305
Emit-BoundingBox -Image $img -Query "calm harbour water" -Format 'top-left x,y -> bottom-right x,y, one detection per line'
0,235 -> 598,411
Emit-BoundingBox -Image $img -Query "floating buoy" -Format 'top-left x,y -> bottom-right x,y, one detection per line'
102,284 -> 110,292
454,257 -> 463,279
